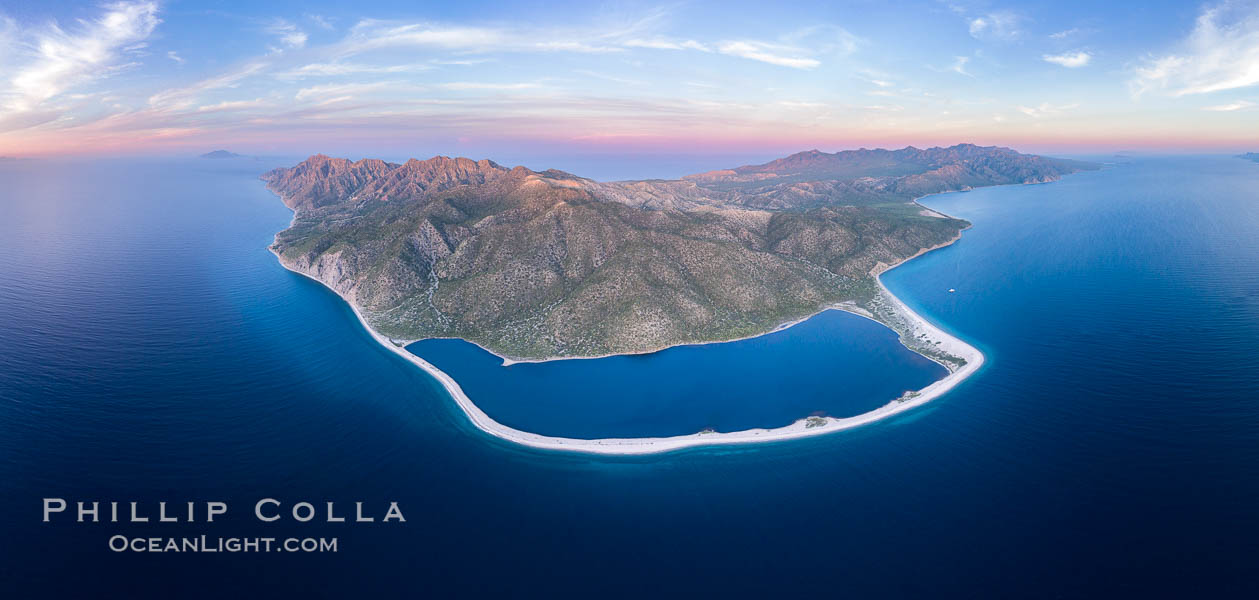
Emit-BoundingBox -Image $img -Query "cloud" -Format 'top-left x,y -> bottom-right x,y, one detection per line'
1131,3 -> 1259,96
716,41 -> 819,69
855,68 -> 896,89
629,26 -> 852,69
782,24 -> 860,57
0,15 -> 15,59
276,62 -> 433,80
775,100 -> 826,109
1202,100 -> 1254,111
967,11 -> 1022,40
267,19 -> 307,49
858,103 -> 904,112
4,6 -> 957,154
337,21 -> 520,54
334,19 -> 653,55
148,62 -> 268,109
306,14 -> 334,30
1017,102 -> 1080,118
438,82 -> 541,91
530,40 -> 623,53
195,98 -> 267,113
293,81 -> 415,103
1043,51 -> 1091,68
624,38 -> 709,51
2,1 -> 160,115
950,56 -> 972,76
336,16 -> 832,69
573,70 -> 644,86
1050,28 -> 1080,39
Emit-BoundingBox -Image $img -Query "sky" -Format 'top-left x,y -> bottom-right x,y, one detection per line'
2,0 -> 1259,162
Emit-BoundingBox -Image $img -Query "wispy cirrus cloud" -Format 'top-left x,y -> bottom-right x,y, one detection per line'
949,56 -> 972,76
148,62 -> 269,109
438,81 -> 542,91
1131,3 -> 1259,96
6,4 -> 1011,156
1202,100 -> 1254,111
1,1 -> 159,124
783,24 -> 860,56
623,38 -> 709,51
1043,51 -> 1092,68
276,62 -> 433,80
195,98 -> 268,113
266,19 -> 308,49
306,14 -> 334,31
330,17 -> 842,70
0,16 -> 16,64
335,20 -> 602,55
121,7 -> 848,141
716,41 -> 819,69
573,69 -> 645,86
967,11 -> 1022,41
293,81 -> 420,103
1017,102 -> 1080,118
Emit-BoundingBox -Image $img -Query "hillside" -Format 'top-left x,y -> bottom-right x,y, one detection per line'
264,145 -> 1095,360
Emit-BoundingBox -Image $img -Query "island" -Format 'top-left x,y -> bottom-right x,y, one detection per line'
1240,152 -> 1259,163
200,150 -> 244,159
263,144 -> 1096,453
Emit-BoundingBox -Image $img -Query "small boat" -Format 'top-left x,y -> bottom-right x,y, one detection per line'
948,288 -> 956,293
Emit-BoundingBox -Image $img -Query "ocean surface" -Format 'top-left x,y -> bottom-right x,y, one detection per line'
2,155 -> 1258,597
408,309 -> 945,439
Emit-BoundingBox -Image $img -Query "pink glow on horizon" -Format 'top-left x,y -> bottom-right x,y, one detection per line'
4,2 -> 1259,163
5,126 -> 1257,160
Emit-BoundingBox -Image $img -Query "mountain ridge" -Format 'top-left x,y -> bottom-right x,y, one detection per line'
264,144 -> 1096,360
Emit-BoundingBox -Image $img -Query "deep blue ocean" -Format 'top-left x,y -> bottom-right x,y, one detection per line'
2,155 -> 1258,597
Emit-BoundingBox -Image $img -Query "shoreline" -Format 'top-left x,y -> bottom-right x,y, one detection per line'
268,191 -> 985,455
317,191 -> 978,368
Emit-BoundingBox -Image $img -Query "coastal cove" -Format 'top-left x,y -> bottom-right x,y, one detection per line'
7,155 -> 1259,596
406,309 -> 947,440
257,145 -> 1094,452
15,1 -> 1259,593
272,194 -> 987,454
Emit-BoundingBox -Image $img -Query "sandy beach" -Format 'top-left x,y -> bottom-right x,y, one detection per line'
270,201 -> 984,454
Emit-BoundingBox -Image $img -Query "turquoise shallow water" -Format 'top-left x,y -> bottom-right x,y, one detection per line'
2,155 -> 1258,597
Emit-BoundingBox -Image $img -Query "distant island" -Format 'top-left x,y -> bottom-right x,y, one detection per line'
200,150 -> 243,159
264,144 -> 1095,366
1240,152 -> 1259,163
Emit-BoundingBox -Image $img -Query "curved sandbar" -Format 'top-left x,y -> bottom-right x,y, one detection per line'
271,221 -> 984,455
